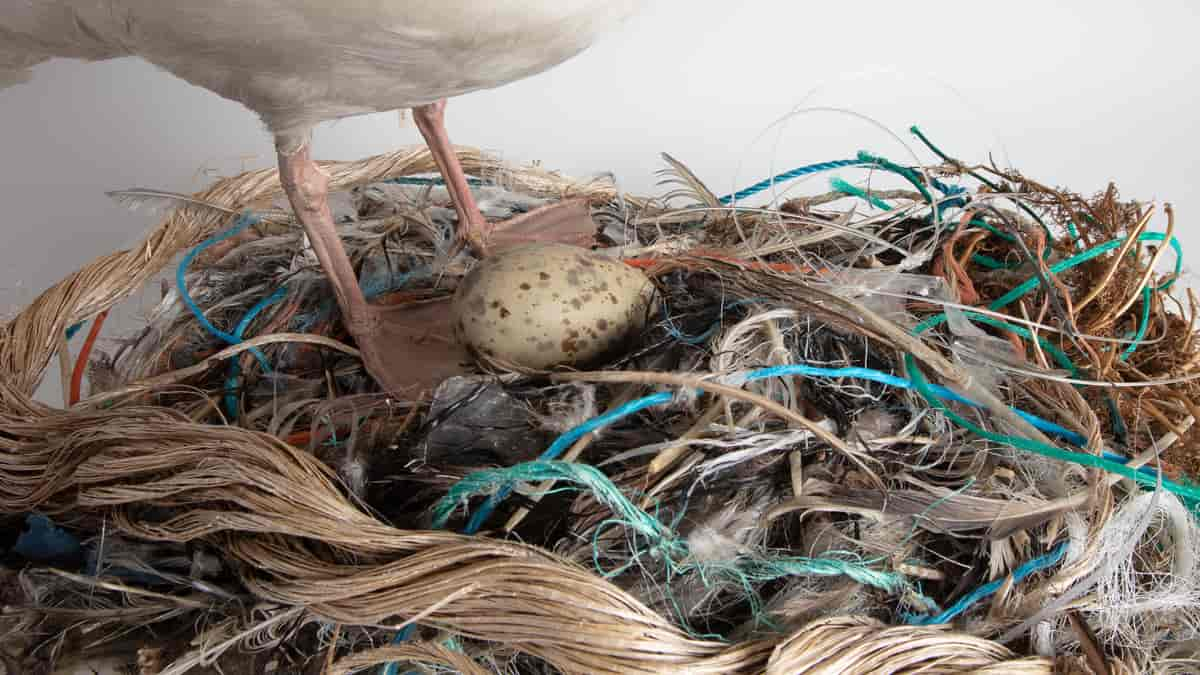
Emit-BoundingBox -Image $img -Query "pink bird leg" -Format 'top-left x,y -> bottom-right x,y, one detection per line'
412,100 -> 598,256
275,101 -> 600,396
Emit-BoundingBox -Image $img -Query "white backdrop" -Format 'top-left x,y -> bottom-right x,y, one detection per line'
1,0 -> 1197,406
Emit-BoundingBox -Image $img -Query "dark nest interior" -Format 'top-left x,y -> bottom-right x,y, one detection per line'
1,129 -> 1198,675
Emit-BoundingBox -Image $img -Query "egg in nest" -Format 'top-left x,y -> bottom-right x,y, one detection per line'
452,243 -> 655,370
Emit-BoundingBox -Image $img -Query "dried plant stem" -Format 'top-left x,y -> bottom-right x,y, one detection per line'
504,386 -> 639,532
1073,208 -> 1154,316
648,400 -> 723,476
80,333 -> 360,406
1141,399 -> 1189,438
553,370 -> 882,487
1094,206 -> 1175,331
323,623 -> 342,675
56,332 -> 71,408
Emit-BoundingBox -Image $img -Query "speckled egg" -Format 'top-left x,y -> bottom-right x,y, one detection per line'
452,243 -> 655,370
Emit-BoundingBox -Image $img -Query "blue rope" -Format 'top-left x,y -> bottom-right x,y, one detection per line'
719,159 -> 870,204
459,391 -> 675,534
223,287 -> 288,420
388,357 -> 1128,667
176,213 -> 272,373
65,323 -> 84,341
906,541 -> 1069,625
742,363 -> 1149,473
661,302 -> 719,345
743,364 -> 1084,443
444,361 -> 1151,536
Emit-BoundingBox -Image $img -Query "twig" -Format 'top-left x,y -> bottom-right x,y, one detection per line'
553,369 -> 883,488
504,385 -> 639,533
1092,205 -> 1175,330
79,332 -> 360,406
1073,208 -> 1154,316
1068,610 -> 1110,675
56,331 -> 72,408
647,400 -> 722,476
788,451 -> 804,497
323,623 -> 342,675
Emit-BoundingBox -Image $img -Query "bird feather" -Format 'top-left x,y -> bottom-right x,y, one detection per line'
657,153 -> 721,208
106,188 -> 238,216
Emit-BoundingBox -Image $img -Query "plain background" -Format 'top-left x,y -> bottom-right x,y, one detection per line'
1,0 -> 1198,409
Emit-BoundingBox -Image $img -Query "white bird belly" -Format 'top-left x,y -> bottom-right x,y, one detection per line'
1,1 -> 643,134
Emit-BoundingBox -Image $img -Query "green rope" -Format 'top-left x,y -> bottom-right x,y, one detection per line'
908,125 -> 1056,254
433,460 -> 909,606
915,231 -> 1182,366
830,177 -> 894,211
903,352 -> 1200,509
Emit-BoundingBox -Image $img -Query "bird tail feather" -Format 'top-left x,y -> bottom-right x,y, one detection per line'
0,67 -> 35,90
0,50 -> 48,91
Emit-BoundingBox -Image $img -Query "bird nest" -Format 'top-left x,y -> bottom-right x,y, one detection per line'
1,133 -> 1197,675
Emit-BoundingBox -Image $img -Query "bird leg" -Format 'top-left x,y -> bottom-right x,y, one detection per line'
276,134 -> 468,396
275,135 -> 371,334
272,103 -> 602,396
412,100 -> 598,257
412,100 -> 490,256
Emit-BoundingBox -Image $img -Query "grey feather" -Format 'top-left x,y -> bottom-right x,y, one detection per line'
657,153 -> 721,208
106,189 -> 239,217
770,477 -> 1077,540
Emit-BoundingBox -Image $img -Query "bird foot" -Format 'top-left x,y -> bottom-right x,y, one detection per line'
412,101 -> 599,259
352,299 -> 470,397
458,197 -> 599,259
357,198 -> 598,396
484,197 -> 600,253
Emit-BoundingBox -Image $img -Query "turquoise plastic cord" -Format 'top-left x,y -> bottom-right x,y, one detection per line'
902,227 -> 1196,505
718,159 -> 869,204
389,391 -> 675,673
385,176 -> 484,188
908,125 -> 1055,256
223,286 -> 288,420
830,177 -> 894,211
742,364 -> 1149,474
176,213 -> 272,373
915,231 -> 1183,365
904,352 -> 1200,508
452,391 -> 675,533
437,359 -> 1167,539
905,541 -> 1069,625
987,232 -> 1181,311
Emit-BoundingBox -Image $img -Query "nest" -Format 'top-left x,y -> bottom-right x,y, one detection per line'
1,132 -> 1197,675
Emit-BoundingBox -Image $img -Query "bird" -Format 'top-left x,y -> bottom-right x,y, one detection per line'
1,1 -> 645,394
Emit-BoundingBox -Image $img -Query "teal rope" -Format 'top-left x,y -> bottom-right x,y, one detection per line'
830,177 -> 894,211
223,286 -> 288,420
176,213 -> 272,373
909,125 -> 1055,256
905,541 -> 1069,625
719,159 -> 871,204
904,352 -> 1200,508
385,176 -> 485,188
435,460 -> 906,595
914,231 -> 1182,365
454,392 -> 674,534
